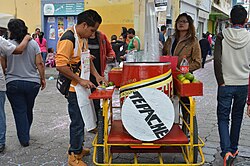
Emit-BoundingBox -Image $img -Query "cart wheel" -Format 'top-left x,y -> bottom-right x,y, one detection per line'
182,115 -> 198,163
193,116 -> 198,163
182,111 -> 190,135
180,98 -> 198,163
97,108 -> 104,163
180,97 -> 190,134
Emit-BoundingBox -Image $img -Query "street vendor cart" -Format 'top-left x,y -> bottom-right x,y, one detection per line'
89,60 -> 205,166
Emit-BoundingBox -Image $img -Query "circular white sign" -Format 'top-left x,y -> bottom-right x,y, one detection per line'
121,88 -> 175,141
44,4 -> 55,15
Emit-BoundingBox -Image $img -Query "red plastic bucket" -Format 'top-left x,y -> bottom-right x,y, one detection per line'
120,62 -> 173,102
160,56 -> 178,71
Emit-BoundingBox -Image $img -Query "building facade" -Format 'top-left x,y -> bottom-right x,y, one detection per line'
0,0 -> 135,50
179,0 -> 211,39
41,0 -> 84,50
208,0 -> 232,34
0,0 -> 41,34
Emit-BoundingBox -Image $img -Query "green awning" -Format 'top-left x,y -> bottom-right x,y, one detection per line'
209,12 -> 229,21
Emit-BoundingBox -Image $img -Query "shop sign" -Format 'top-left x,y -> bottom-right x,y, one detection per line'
155,0 -> 168,7
44,3 -> 84,16
155,0 -> 167,12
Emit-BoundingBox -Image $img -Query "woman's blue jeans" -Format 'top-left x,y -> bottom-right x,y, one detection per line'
41,52 -> 47,64
217,85 -> 248,157
6,80 -> 40,144
0,91 -> 6,145
67,92 -> 85,154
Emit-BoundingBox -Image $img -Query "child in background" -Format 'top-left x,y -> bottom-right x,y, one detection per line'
45,48 -> 55,67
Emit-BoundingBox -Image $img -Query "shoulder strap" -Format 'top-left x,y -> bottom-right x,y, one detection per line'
176,43 -> 187,56
217,32 -> 224,41
60,30 -> 76,48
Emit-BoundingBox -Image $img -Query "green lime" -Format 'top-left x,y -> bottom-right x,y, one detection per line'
192,78 -> 200,83
108,82 -> 114,86
184,72 -> 194,81
177,74 -> 184,80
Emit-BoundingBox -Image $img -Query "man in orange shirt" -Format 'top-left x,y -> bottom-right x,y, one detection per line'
55,10 -> 105,166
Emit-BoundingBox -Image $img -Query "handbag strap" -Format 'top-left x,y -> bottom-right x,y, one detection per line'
176,43 -> 187,57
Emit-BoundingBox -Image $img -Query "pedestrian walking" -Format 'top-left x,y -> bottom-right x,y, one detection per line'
214,5 -> 250,166
0,34 -> 31,153
35,32 -> 47,64
199,33 -> 211,68
206,31 -> 212,56
55,10 -> 106,166
2,19 -> 45,148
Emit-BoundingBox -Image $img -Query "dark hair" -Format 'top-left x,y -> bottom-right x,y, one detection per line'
77,9 -> 102,27
121,27 -> 127,39
230,5 -> 247,25
48,47 -> 53,53
161,25 -> 166,31
174,13 -> 196,42
8,19 -> 28,43
111,34 -> 117,41
202,33 -> 207,38
39,32 -> 44,44
127,28 -> 135,35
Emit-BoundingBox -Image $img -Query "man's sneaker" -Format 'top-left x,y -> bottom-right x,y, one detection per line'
79,148 -> 90,158
224,152 -> 234,166
232,150 -> 239,158
0,144 -> 5,153
20,142 -> 29,147
68,145 -> 90,158
68,152 -> 87,166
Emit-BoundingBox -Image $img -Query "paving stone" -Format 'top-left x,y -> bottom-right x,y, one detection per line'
204,141 -> 220,149
204,154 -> 215,163
203,147 -> 218,155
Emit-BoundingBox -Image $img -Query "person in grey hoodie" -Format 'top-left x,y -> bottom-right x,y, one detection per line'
214,5 -> 250,166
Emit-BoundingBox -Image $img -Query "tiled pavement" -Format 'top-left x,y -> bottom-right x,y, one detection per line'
0,59 -> 250,166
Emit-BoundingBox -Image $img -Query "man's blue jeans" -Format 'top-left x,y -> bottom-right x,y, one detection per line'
0,91 -> 6,145
6,80 -> 40,144
217,85 -> 248,157
67,92 -> 85,154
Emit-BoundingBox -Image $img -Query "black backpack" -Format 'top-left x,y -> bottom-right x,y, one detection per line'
56,30 -> 81,97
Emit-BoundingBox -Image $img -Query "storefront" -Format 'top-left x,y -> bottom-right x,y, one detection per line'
41,0 -> 84,51
180,0 -> 211,39
197,9 -> 210,39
